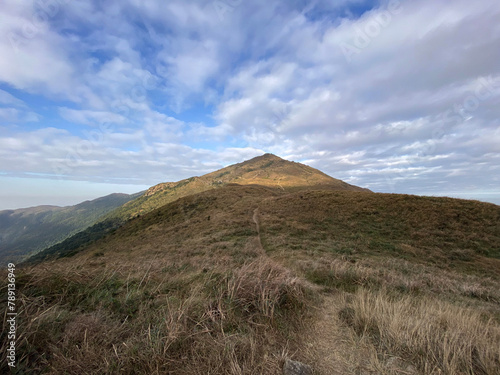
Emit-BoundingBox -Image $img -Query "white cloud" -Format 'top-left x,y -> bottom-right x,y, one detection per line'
0,89 -> 26,107
59,108 -> 128,126
0,108 -> 39,123
0,1 -> 79,98
206,0 -> 500,197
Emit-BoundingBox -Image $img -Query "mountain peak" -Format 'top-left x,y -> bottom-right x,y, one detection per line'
261,152 -> 282,160
127,154 -> 371,220
240,153 -> 283,164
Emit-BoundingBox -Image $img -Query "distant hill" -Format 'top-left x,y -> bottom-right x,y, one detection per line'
109,153 -> 370,221
0,192 -> 141,265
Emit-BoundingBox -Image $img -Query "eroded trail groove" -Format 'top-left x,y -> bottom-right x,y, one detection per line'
252,207 -> 265,254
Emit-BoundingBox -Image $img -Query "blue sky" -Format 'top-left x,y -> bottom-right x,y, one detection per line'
0,0 -> 499,209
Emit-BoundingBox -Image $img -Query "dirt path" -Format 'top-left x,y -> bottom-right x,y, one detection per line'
253,207 -> 261,235
302,294 -> 352,375
251,202 -> 350,372
303,293 -> 417,375
252,208 -> 265,255
251,200 -> 358,373
301,293 -> 376,374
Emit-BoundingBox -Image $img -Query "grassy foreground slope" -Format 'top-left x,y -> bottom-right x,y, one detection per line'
2,185 -> 499,374
0,193 -> 141,265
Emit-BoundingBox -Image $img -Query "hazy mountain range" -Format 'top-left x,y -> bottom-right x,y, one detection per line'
0,192 -> 141,265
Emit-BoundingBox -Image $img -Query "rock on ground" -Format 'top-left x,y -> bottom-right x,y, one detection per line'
283,358 -> 313,375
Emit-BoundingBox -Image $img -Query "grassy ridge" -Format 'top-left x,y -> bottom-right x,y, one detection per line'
26,153 -> 369,264
258,190 -> 500,266
106,153 -> 369,222
2,185 -> 499,374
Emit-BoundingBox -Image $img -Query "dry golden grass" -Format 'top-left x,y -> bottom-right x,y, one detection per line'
302,288 -> 500,375
1,253 -> 309,374
226,257 -> 306,321
340,289 -> 500,374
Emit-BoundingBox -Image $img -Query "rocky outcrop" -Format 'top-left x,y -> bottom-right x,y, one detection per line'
144,182 -> 171,197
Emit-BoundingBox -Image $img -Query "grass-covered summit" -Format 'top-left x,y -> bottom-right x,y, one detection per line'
109,153 -> 370,221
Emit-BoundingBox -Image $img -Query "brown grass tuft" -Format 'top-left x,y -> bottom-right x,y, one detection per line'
341,289 -> 500,375
227,257 -> 307,321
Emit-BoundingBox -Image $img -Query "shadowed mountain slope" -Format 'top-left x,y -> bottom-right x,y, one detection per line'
0,192 -> 141,265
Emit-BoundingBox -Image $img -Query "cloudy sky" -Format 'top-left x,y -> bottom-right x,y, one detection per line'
0,0 -> 499,209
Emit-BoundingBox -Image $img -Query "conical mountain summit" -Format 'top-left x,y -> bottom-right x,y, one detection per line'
114,153 -> 370,219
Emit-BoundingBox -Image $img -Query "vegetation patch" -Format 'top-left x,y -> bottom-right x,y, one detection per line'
339,289 -> 500,374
